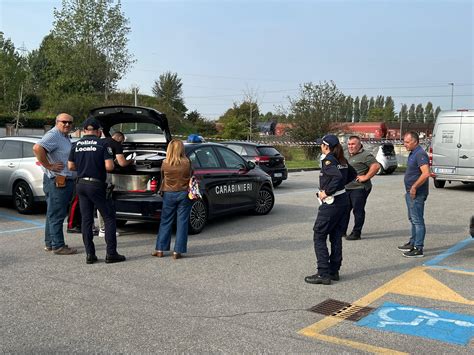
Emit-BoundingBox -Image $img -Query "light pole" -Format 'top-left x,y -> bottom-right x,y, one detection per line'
399,106 -> 403,141
448,82 -> 454,109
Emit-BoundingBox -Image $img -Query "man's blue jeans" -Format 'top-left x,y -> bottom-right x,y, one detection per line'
405,192 -> 427,250
155,191 -> 192,253
43,175 -> 74,249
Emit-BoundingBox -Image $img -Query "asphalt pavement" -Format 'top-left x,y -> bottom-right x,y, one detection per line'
0,171 -> 473,353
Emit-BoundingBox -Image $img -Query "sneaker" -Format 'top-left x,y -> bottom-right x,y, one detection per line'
98,229 -> 120,238
345,232 -> 361,240
53,246 -> 78,255
105,253 -> 126,264
397,242 -> 414,251
304,274 -> 331,285
403,247 -> 424,258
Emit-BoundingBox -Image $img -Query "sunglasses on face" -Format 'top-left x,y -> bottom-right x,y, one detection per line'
58,120 -> 73,125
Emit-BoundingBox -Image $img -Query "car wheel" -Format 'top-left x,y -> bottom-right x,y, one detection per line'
188,199 -> 208,235
13,181 -> 35,214
433,179 -> 446,188
376,166 -> 385,175
272,180 -> 282,187
253,187 -> 274,215
116,220 -> 128,227
385,167 -> 396,175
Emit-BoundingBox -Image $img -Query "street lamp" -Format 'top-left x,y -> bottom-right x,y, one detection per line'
448,83 -> 454,109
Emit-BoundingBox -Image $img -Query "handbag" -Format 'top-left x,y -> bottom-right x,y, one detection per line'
188,175 -> 202,200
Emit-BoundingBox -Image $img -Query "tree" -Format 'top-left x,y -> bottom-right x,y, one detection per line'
415,104 -> 424,123
344,96 -> 353,122
383,96 -> 395,121
425,102 -> 434,123
360,95 -> 368,121
435,106 -> 442,118
52,0 -> 134,99
375,95 -> 384,108
288,81 -> 345,158
353,97 -> 360,122
368,97 -> 375,112
0,33 -> 28,113
218,101 -> 259,140
152,71 -> 187,117
400,104 -> 408,122
408,104 -> 416,122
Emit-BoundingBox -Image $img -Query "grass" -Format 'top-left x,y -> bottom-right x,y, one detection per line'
283,146 -> 318,169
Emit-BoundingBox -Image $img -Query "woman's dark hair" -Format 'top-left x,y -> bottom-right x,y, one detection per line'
331,143 -> 348,165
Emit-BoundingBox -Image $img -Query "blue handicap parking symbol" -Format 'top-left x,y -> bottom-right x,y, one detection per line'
357,302 -> 474,345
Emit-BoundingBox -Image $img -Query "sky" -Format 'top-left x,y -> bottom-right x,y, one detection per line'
1,0 -> 473,120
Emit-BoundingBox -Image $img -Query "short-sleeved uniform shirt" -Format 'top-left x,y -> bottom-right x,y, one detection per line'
103,137 -> 123,158
346,148 -> 378,190
68,135 -> 113,182
404,145 -> 429,195
37,127 -> 73,178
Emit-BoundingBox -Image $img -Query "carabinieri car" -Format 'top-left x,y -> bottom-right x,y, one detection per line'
90,106 -> 275,234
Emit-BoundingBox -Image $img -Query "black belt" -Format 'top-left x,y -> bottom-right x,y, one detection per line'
77,177 -> 105,186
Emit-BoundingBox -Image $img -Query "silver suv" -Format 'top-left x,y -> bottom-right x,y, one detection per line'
0,136 -> 45,213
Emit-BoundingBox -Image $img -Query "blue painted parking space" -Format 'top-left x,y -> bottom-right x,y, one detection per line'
357,301 -> 474,345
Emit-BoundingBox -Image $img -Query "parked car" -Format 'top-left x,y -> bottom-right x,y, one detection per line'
221,141 -> 288,186
0,136 -> 45,213
90,106 -> 275,234
373,142 -> 398,175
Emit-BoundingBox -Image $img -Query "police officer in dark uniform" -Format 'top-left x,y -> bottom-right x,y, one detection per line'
305,135 -> 357,285
68,118 -> 126,264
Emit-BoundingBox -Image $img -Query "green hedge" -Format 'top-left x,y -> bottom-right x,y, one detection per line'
0,115 -> 54,128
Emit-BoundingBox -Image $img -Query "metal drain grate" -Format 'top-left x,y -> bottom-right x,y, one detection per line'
308,298 -> 374,322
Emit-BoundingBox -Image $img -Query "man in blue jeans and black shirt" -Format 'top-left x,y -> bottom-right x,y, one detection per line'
398,131 -> 431,258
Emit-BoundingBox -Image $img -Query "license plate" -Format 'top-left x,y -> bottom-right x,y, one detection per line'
274,173 -> 282,177
434,167 -> 455,174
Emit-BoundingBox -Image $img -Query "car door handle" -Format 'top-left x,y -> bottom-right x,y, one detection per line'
460,155 -> 468,159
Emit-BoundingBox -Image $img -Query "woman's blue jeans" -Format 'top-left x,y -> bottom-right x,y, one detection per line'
43,175 -> 74,249
405,192 -> 427,250
155,191 -> 192,253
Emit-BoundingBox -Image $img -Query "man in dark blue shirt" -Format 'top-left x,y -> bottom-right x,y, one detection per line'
68,118 -> 126,264
398,131 -> 430,258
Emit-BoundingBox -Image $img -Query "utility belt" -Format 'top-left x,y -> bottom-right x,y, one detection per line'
332,189 -> 346,197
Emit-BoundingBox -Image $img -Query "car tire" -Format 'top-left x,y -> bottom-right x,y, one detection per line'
376,166 -> 385,175
272,180 -> 282,187
116,220 -> 128,227
13,180 -> 35,214
253,187 -> 274,215
433,179 -> 446,188
188,199 -> 208,235
385,167 -> 396,175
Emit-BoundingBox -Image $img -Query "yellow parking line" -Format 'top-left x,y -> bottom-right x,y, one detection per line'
299,266 -> 473,353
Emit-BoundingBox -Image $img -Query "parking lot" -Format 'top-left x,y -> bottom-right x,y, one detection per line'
1,171 -> 473,353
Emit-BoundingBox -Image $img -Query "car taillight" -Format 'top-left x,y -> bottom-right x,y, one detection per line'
428,146 -> 433,166
255,156 -> 270,163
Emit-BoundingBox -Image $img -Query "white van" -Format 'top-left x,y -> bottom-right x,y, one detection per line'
429,109 -> 474,188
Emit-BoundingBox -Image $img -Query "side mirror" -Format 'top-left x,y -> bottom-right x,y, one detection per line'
247,161 -> 256,170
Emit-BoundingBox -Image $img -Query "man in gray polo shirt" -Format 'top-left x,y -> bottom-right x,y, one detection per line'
344,136 -> 380,240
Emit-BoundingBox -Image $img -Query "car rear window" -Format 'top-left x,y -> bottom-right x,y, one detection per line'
257,146 -> 281,156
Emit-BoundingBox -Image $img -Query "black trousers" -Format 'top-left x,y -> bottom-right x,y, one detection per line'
345,187 -> 371,235
67,193 -> 81,230
313,195 -> 349,277
76,182 -> 117,256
